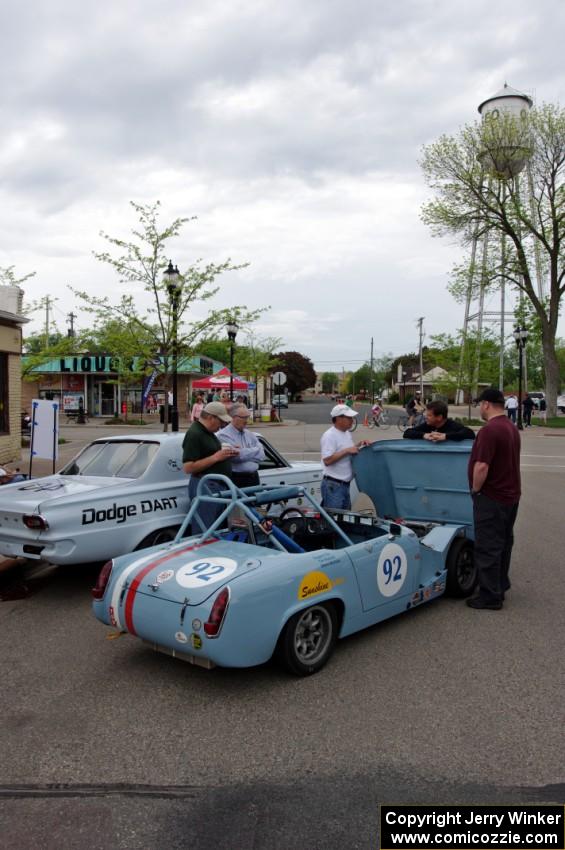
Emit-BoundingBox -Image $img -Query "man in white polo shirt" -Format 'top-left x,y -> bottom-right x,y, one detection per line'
320,403 -> 368,510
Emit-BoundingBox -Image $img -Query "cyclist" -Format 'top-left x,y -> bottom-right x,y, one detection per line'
405,391 -> 425,427
371,398 -> 383,426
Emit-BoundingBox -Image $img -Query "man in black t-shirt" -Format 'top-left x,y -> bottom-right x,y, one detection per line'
403,401 -> 475,442
467,388 -> 521,610
182,401 -> 239,531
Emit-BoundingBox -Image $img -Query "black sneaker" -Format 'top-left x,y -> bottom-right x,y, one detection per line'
466,597 -> 502,610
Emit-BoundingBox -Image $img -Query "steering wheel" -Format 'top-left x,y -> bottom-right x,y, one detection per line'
278,507 -> 325,538
278,507 -> 307,539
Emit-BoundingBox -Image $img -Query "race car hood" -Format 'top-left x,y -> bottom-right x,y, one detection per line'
111,537 -> 271,607
353,440 -> 474,531
0,475 -> 132,513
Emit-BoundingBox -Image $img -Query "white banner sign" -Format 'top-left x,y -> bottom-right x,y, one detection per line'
31,398 -> 60,461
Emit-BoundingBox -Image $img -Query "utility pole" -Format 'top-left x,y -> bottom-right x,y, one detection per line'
44,296 -> 52,348
417,317 -> 425,398
67,311 -> 77,338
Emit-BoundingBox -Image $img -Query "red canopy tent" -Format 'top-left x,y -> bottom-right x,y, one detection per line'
192,367 -> 249,391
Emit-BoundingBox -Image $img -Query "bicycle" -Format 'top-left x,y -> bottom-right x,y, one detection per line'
366,410 -> 391,430
397,412 -> 425,432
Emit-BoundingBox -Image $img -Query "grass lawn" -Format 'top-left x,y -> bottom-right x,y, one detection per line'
532,417 -> 565,428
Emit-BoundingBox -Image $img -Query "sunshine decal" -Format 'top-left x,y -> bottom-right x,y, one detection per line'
298,570 -> 343,600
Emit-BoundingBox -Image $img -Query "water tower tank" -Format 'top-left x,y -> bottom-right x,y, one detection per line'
477,83 -> 533,178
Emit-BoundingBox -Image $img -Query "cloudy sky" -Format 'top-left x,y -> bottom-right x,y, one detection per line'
2,0 -> 564,371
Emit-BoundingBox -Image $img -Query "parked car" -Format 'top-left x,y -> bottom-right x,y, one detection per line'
92,441 -> 476,676
273,394 -> 289,408
0,434 -> 323,566
528,391 -> 545,409
557,394 -> 565,414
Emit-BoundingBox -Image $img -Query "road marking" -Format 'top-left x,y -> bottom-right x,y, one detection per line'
521,464 -> 565,469
522,454 -> 565,459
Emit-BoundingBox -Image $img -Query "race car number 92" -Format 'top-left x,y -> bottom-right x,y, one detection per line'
377,543 -> 407,597
176,557 -> 238,588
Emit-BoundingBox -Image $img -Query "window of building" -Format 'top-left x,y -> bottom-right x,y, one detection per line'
0,354 -> 8,433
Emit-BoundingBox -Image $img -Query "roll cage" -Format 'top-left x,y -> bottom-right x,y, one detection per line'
176,474 -> 353,553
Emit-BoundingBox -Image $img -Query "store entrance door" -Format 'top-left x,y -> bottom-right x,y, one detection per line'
98,382 -> 116,416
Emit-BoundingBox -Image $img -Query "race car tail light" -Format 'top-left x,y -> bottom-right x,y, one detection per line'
92,560 -> 114,600
204,587 -> 230,637
23,514 -> 49,530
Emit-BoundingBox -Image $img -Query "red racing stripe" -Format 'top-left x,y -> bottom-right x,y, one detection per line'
124,539 -> 216,636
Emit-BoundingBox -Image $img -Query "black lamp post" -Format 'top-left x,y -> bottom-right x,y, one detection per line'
226,319 -> 238,400
402,371 -> 407,403
164,260 -> 182,432
513,325 -> 529,431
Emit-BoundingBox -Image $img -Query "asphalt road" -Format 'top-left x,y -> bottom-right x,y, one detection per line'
1,417 -> 564,849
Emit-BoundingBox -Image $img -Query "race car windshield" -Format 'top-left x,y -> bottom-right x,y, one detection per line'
60,441 -> 159,478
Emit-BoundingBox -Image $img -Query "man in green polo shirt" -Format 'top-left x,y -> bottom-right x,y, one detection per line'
182,401 -> 239,530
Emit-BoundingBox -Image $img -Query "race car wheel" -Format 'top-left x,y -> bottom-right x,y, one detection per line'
135,527 -> 178,550
277,603 -> 338,676
445,538 -> 476,597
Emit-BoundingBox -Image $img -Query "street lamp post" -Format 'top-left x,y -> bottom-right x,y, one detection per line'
226,319 -> 238,400
164,260 -> 182,432
513,325 -> 529,431
402,371 -> 407,403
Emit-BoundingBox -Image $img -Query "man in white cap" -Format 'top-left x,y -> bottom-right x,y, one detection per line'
320,404 -> 368,510
182,401 -> 239,529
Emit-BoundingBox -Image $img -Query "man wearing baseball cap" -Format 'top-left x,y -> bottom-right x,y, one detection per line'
320,404 -> 368,510
182,401 -> 239,529
467,387 -> 521,610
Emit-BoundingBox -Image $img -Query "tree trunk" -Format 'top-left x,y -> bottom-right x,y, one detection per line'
541,330 -> 560,418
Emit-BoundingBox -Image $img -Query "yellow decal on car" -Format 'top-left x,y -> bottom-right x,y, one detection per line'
298,570 -> 343,600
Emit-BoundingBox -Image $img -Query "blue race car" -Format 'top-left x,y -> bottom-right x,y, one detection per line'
92,441 -> 476,676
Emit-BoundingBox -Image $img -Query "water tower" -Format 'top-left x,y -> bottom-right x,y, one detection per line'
456,84 -> 545,402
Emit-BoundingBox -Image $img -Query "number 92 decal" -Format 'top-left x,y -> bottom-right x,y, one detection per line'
176,557 -> 238,589
376,543 -> 408,597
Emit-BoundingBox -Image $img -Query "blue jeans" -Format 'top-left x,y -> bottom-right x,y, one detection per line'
321,477 -> 351,510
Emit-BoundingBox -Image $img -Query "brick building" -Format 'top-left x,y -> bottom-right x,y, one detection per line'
0,286 -> 28,465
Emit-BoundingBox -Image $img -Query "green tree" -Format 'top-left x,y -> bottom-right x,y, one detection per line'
320,372 -> 338,394
73,201 -> 264,430
421,103 -> 565,415
272,351 -> 316,399
84,318 -> 154,422
196,337 -> 232,365
0,265 -> 35,289
346,355 -> 394,398
428,330 -> 505,402
234,332 -> 281,407
21,332 -> 77,380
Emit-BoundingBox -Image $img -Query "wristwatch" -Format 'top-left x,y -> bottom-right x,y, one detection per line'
471,489 -> 481,496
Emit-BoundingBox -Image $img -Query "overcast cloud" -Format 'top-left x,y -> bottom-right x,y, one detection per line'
1,0 -> 564,370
